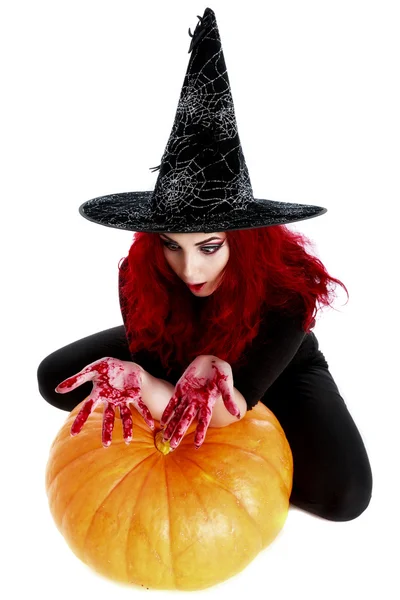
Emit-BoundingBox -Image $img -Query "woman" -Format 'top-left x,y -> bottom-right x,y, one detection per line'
37,8 -> 372,522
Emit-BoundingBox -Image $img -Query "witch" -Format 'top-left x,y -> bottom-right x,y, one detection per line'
37,8 -> 372,522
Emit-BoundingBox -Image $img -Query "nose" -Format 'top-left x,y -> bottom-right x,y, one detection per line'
181,253 -> 204,283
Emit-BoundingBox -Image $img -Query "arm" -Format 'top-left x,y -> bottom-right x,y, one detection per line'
232,309 -> 308,410
207,388 -> 247,427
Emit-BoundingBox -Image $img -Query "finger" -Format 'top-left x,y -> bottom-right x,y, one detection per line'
119,404 -> 133,444
55,365 -> 98,393
102,403 -> 116,447
162,400 -> 187,441
169,403 -> 199,450
129,396 -> 154,430
56,357 -> 115,393
218,378 -> 241,418
70,398 -> 96,436
159,390 -> 182,427
193,405 -> 214,448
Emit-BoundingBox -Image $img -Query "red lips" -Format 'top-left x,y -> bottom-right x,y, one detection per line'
188,282 -> 206,290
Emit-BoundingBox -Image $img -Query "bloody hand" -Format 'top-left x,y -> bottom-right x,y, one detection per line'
160,355 -> 240,451
55,357 -> 154,447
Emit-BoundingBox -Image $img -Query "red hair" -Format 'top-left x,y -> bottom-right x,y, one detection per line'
118,225 -> 348,378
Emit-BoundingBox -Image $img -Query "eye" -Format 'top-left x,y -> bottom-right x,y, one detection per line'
162,241 -> 222,255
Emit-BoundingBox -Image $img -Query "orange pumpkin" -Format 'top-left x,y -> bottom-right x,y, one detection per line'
46,399 -> 293,590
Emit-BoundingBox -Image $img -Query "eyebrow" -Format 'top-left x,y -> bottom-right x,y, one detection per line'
160,234 -> 222,246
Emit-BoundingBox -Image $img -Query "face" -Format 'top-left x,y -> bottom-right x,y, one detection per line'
159,231 -> 229,296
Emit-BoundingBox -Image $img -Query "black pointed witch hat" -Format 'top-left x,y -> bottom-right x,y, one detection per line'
79,7 -> 327,233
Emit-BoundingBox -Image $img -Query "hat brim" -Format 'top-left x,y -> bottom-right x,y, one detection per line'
79,191 -> 327,233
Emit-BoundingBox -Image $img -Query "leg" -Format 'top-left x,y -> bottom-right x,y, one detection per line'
37,326 -> 131,412
261,364 -> 373,522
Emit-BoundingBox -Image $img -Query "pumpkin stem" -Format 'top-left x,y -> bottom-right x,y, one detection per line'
154,430 -> 174,455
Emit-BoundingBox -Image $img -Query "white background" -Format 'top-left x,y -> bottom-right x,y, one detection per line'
2,0 -> 399,598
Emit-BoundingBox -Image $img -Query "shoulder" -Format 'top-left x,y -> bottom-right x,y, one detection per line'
261,304 -> 306,331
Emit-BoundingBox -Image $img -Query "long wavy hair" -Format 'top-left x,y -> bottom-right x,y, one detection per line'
118,225 -> 348,378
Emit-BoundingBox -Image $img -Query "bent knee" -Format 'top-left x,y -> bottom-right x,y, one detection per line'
321,477 -> 373,522
37,353 -> 64,406
37,353 -> 92,411
37,353 -> 58,396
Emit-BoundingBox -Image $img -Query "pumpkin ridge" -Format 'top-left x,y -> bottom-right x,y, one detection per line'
48,429 -> 157,491
163,453 -> 177,588
47,445 -> 111,492
83,453 -> 159,563
50,441 -> 154,503
205,441 -> 286,492
246,418 -> 276,428
124,453 -> 174,578
203,441 -> 271,465
57,452 -> 140,531
168,454 -> 215,561
58,450 -> 153,534
182,456 -> 262,543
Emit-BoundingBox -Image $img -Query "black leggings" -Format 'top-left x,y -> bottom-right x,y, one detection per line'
37,325 -> 373,522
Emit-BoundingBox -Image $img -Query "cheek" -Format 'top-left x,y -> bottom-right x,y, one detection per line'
208,250 -> 229,279
217,247 -> 230,269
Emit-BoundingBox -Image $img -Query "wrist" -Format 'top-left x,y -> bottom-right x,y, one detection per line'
139,370 -> 175,422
